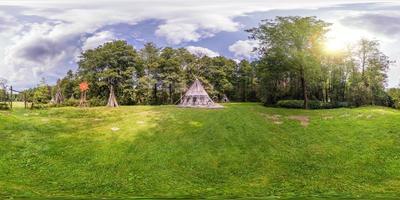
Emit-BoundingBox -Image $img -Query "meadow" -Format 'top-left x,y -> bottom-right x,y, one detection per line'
1,103 -> 400,199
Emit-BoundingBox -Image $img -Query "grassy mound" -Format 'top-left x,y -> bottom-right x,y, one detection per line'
1,103 -> 400,199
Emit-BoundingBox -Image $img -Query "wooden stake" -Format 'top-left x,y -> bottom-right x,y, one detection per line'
24,92 -> 27,109
10,86 -> 12,109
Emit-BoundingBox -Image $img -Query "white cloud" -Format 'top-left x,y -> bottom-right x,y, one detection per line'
185,46 -> 219,57
156,23 -> 201,44
0,0 -> 398,88
228,40 -> 259,59
2,22 -> 82,88
82,31 -> 116,51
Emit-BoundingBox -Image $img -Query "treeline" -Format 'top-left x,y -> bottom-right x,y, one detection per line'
24,42 -> 258,106
249,16 -> 394,108
22,16 -> 398,109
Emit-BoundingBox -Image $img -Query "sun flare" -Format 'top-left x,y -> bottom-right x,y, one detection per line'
324,38 -> 347,53
324,24 -> 366,53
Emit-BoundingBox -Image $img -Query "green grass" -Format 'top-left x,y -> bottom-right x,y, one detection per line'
1,103 -> 400,199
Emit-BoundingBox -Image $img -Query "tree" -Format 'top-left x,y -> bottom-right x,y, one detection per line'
353,39 -> 391,105
235,60 -> 257,101
60,70 -> 78,99
78,40 -> 139,107
33,78 -> 51,105
388,88 -> 400,108
248,16 -> 330,108
0,78 -> 8,101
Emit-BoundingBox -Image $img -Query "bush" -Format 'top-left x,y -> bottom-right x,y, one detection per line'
276,100 -> 304,108
276,100 -> 351,109
388,88 -> 400,109
0,102 -> 10,110
64,98 -> 79,107
89,97 -> 106,107
30,103 -> 49,109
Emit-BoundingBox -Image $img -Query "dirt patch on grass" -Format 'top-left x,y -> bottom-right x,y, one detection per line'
340,113 -> 350,118
288,115 -> 310,127
323,116 -> 334,120
259,113 -> 283,125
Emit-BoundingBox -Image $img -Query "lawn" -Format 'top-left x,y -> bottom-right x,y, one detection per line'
1,103 -> 400,199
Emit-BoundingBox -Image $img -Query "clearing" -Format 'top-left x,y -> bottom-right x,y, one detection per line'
1,103 -> 400,199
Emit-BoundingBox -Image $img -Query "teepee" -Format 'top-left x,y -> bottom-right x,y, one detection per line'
178,79 -> 223,108
54,85 -> 64,105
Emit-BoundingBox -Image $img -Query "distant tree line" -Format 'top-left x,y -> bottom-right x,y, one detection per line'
21,16 -> 399,109
24,41 -> 257,107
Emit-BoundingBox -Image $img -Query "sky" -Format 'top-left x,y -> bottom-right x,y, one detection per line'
0,0 -> 399,89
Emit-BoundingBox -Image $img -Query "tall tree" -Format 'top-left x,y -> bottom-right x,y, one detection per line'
78,40 -> 139,107
0,78 -> 8,101
249,16 -> 330,108
353,39 -> 391,105
33,78 -> 51,105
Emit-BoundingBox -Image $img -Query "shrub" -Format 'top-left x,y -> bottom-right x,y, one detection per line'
64,98 -> 79,107
89,97 -> 106,107
0,102 -> 10,110
276,100 -> 304,108
276,100 -> 351,109
388,88 -> 400,109
30,103 -> 49,109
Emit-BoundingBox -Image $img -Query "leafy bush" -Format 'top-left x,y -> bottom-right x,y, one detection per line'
276,100 -> 304,108
388,88 -> 400,109
30,103 -> 49,109
276,100 -> 351,109
33,85 -> 51,104
64,98 -> 79,107
0,102 -> 10,110
89,97 -> 106,107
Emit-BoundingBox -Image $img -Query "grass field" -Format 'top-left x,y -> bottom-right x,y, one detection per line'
1,103 -> 400,199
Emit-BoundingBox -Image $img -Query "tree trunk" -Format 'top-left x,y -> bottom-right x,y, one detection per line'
169,83 -> 173,104
153,83 -> 157,105
79,91 -> 87,107
300,67 -> 308,109
107,85 -> 119,107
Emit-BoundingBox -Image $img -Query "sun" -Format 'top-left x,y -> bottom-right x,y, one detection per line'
324,37 -> 347,53
323,24 -> 361,53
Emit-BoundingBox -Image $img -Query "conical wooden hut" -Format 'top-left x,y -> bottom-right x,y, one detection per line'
178,79 -> 223,108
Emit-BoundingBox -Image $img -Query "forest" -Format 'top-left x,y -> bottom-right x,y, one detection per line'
11,16 -> 400,109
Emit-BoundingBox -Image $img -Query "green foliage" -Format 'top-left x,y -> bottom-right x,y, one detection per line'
30,102 -> 50,109
32,78 -> 51,106
277,100 -> 350,109
63,97 -> 79,107
249,16 -> 393,109
249,16 -> 330,108
276,100 -> 307,108
0,102 -> 9,110
34,17 -> 394,109
78,40 -> 139,105
388,88 -> 400,109
68,41 -> 251,105
89,96 -> 106,107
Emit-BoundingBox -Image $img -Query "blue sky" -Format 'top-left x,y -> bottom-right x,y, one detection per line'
0,0 -> 399,89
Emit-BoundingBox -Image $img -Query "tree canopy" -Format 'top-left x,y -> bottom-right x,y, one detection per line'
23,16 -> 396,109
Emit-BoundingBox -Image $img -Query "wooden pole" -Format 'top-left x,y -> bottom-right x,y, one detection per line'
24,92 -> 27,109
10,86 -> 12,109
154,83 -> 157,105
169,83 -> 173,104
